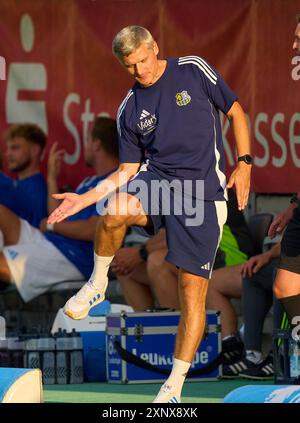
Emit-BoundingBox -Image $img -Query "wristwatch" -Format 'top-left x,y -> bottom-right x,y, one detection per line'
139,244 -> 148,262
46,223 -> 55,232
290,194 -> 300,207
238,154 -> 253,165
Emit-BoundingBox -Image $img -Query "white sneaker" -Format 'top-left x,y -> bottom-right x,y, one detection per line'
63,280 -> 105,320
152,383 -> 181,403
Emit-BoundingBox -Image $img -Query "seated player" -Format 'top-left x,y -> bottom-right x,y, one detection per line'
0,117 -> 118,303
0,124 -> 48,228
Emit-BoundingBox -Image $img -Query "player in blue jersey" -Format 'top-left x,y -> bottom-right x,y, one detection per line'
0,117 -> 118,303
268,15 -> 300,344
0,124 -> 48,228
48,26 -> 252,402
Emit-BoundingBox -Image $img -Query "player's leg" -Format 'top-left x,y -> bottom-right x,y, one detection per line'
0,252 -> 13,284
64,192 -> 152,319
273,217 -> 300,335
147,250 -> 180,309
0,205 -> 21,246
0,214 -> 39,286
274,268 -> 300,335
153,199 -> 227,403
117,261 -> 155,310
90,191 -> 150,289
206,265 -> 243,337
153,269 -> 208,403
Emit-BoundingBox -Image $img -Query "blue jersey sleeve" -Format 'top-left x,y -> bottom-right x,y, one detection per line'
0,173 -> 16,211
118,123 -> 143,163
117,91 -> 143,164
189,56 -> 238,114
1,173 -> 48,228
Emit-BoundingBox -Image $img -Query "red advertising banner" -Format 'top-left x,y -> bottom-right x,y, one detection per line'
0,0 -> 299,192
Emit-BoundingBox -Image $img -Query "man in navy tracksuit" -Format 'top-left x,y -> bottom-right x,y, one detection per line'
48,25 -> 252,402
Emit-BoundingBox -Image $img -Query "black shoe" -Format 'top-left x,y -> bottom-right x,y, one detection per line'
222,335 -> 244,365
239,353 -> 274,380
222,356 -> 256,379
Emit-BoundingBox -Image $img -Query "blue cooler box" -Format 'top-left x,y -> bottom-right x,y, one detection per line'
106,310 -> 221,383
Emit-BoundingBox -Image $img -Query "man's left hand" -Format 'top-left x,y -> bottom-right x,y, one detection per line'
227,162 -> 252,210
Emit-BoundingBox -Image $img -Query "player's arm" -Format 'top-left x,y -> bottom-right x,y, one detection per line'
268,191 -> 300,238
41,215 -> 98,241
80,162 -> 140,207
111,229 -> 167,275
195,60 -> 251,210
47,162 -> 141,224
144,228 -> 167,253
226,101 -> 252,211
47,142 -> 65,213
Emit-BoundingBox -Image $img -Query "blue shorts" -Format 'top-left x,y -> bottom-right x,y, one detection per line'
126,168 -> 227,279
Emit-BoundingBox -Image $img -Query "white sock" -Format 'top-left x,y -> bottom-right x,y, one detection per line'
222,335 -> 234,341
163,358 -> 191,397
246,350 -> 262,364
89,252 -> 114,291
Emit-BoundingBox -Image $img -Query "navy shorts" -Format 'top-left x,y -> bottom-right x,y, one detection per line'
278,206 -> 300,275
126,168 -> 227,279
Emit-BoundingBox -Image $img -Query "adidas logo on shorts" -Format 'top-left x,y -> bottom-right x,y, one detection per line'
200,262 -> 210,270
7,249 -> 19,260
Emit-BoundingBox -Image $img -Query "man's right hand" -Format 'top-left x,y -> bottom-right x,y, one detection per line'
47,142 -> 65,181
268,207 -> 294,239
240,252 -> 271,278
47,193 -> 86,223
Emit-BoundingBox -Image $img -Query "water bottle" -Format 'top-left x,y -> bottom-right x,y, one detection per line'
0,315 -> 6,339
38,335 -> 56,385
289,338 -> 300,379
55,329 -> 72,384
0,339 -> 10,367
69,330 -> 84,384
7,337 -> 24,368
24,337 -> 40,369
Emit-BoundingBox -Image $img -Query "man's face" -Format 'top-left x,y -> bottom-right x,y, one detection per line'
120,42 -> 159,87
5,137 -> 33,172
293,23 -> 300,55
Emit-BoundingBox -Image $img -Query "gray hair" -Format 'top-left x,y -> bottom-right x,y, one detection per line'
112,26 -> 154,59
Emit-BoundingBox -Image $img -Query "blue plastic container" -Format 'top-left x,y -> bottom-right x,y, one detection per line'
223,385 -> 300,403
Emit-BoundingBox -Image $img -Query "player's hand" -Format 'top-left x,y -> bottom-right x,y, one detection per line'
240,253 -> 270,278
268,208 -> 293,238
227,162 -> 251,210
111,247 -> 143,275
47,193 -> 86,223
47,142 -> 65,180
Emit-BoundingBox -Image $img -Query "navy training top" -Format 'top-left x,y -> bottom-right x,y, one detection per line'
117,56 -> 238,201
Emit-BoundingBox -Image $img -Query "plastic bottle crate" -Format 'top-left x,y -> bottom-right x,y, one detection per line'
273,328 -> 300,385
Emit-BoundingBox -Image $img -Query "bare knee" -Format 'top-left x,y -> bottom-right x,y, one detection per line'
179,274 -> 209,305
101,213 -> 128,231
147,249 -> 167,273
103,193 -> 148,229
0,252 -> 12,284
273,281 -> 284,299
0,204 -> 10,219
